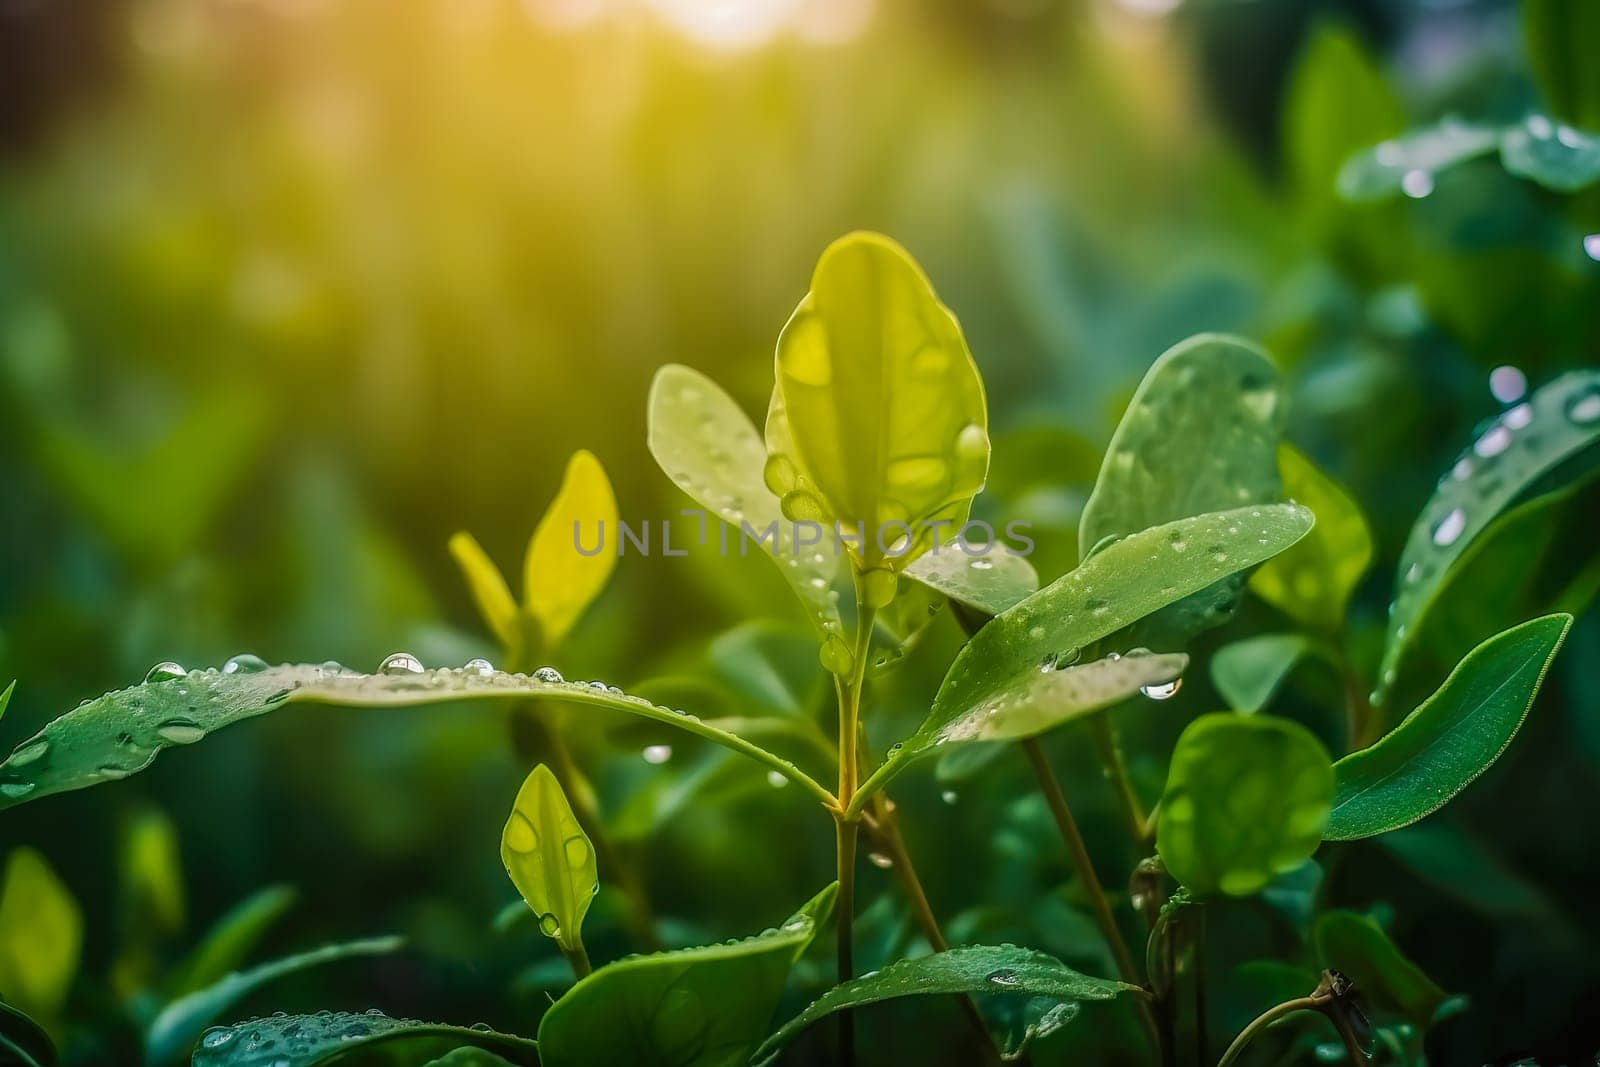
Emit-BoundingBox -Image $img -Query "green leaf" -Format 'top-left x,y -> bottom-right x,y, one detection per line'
501,766 -> 595,954
0,849 -> 82,1025
1249,447 -> 1373,630
916,505 -> 1313,805
0,1001 -> 57,1067
1210,634 -> 1317,715
1326,614 -> 1572,841
1524,0 -> 1600,130
1336,120 -> 1499,202
145,936 -> 402,1065
536,882 -> 835,1067
902,546 -> 1039,618
166,886 -> 297,998
422,1052 -> 519,1067
0,681 -> 14,725
1313,911 -> 1447,1027
1156,714 -> 1334,897
1079,335 -> 1284,648
188,1011 -> 538,1067
647,363 -> 843,642
523,450 -> 620,649
1282,24 -> 1405,231
762,232 -> 989,592
0,663 -> 835,812
1376,371 -> 1600,705
1499,114 -> 1600,192
706,621 -> 822,718
752,944 -> 1138,1067
855,651 -> 1188,804
122,806 -> 186,939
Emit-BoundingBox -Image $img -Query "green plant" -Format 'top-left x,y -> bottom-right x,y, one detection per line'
0,231 -> 1581,1066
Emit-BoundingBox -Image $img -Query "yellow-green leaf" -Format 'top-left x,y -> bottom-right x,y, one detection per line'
1250,446 -> 1374,631
763,232 -> 988,593
447,531 -> 520,652
0,848 -> 83,1023
122,806 -> 185,938
524,450 -> 618,648
501,765 -> 597,954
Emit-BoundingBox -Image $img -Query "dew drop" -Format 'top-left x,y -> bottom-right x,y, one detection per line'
1473,423 -> 1512,458
378,652 -> 423,675
505,813 -> 539,853
969,557 -> 994,571
1140,678 -> 1183,701
200,1027 -> 238,1049
145,661 -> 186,684
985,969 -> 1020,987
1565,385 -> 1600,425
1431,507 -> 1467,547
563,835 -> 589,866
538,913 -> 562,938
1400,169 -> 1433,198
1585,233 -> 1600,262
941,789 -> 959,805
9,740 -> 49,766
1502,402 -> 1533,430
867,851 -> 894,869
766,770 -> 789,788
156,719 -> 206,745
223,653 -> 268,675
1489,365 -> 1527,404
642,744 -> 673,765
462,658 -> 494,676
533,666 -> 564,683
0,781 -> 36,799
862,568 -> 898,607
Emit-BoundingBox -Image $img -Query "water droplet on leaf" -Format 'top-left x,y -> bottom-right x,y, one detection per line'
145,661 -> 186,684
378,652 -> 423,675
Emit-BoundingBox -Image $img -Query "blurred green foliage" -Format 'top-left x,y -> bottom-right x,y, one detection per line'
2,0 -> 1600,1063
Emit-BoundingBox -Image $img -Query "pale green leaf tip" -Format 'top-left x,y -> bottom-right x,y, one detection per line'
0,680 -> 13,723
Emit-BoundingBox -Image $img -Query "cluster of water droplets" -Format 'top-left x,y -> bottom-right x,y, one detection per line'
192,1009 -> 506,1067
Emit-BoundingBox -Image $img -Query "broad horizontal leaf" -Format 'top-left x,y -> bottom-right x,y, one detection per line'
853,652 -> 1187,806
0,1001 -> 56,1067
763,232 -> 989,588
1079,334 -> 1285,648
536,883 -> 835,1067
1156,714 -> 1334,897
1249,446 -> 1373,631
1500,114 -> 1600,192
752,944 -> 1137,1067
1336,120 -> 1499,201
0,848 -> 81,1025
1210,634 -> 1317,714
501,766 -> 595,954
1313,911 -> 1448,1027
0,663 -> 835,812
166,886 -> 297,998
188,1011 -> 538,1067
145,936 -> 402,1065
923,504 -> 1314,793
903,547 -> 1038,618
1326,614 -> 1572,841
647,363 -> 842,642
1376,370 -> 1600,704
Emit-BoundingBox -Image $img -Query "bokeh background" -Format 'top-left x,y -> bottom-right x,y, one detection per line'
2,0 -> 1599,1062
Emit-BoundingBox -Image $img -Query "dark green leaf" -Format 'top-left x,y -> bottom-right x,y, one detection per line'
1327,615 -> 1572,840
1079,335 -> 1284,648
146,936 -> 402,1064
1313,911 -> 1447,1027
0,1000 -> 57,1067
188,1011 -> 538,1067
1524,0 -> 1600,129
854,652 -> 1187,805
1210,634 -> 1316,714
1376,371 -> 1600,705
752,944 -> 1137,1067
1156,714 -> 1334,896
536,883 -> 835,1067
0,663 -> 834,812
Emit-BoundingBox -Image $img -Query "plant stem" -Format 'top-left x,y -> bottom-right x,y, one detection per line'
1021,738 -> 1162,1059
1216,995 -> 1323,1067
868,797 -> 1001,1062
561,935 -> 593,980
831,593 -> 876,1067
1088,713 -> 1151,844
1340,655 -> 1377,752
